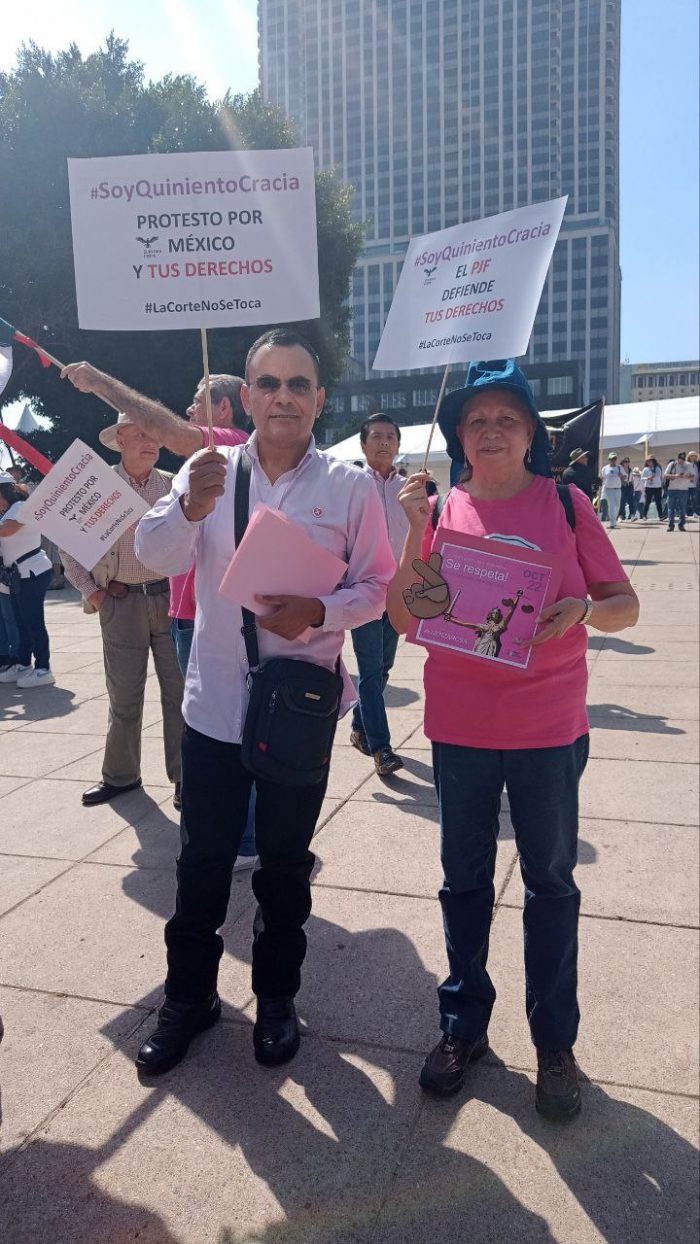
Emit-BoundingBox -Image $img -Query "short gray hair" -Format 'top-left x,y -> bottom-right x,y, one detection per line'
199,374 -> 246,427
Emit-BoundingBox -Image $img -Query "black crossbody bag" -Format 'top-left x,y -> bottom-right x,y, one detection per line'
235,452 -> 343,787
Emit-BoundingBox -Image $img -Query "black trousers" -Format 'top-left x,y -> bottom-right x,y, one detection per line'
165,724 -> 328,1003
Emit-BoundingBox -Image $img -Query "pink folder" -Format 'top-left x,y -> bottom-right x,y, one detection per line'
218,504 -> 347,640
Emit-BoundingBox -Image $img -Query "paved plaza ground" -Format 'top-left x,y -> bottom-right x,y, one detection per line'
0,519 -> 698,1243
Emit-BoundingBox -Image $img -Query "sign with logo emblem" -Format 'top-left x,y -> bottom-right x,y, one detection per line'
22,439 -> 150,570
373,196 -> 566,372
67,148 -> 320,331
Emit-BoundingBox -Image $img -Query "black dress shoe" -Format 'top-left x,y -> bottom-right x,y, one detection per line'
82,780 -> 142,807
536,1049 -> 581,1121
253,996 -> 300,1066
135,993 -> 221,1075
419,1032 -> 489,1096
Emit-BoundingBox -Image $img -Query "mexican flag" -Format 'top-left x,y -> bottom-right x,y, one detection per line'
0,316 -> 53,398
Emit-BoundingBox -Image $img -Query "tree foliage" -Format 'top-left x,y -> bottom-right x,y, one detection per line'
0,36 -> 363,459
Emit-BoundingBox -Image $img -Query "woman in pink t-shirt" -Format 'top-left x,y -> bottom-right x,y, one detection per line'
387,360 -> 638,1122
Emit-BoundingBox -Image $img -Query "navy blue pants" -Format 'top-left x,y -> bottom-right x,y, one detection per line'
432,735 -> 589,1050
12,569 -> 51,669
350,612 -> 400,752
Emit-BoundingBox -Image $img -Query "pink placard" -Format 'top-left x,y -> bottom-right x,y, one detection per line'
408,528 -> 561,670
218,504 -> 347,642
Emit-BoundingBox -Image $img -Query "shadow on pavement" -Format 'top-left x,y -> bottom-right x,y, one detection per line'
588,636 -> 656,655
461,1056 -> 700,1244
0,1097 -> 182,1243
588,705 -> 686,735
383,684 -> 420,707
0,685 -> 76,723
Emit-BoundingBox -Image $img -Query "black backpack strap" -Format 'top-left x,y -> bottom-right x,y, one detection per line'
556,483 -> 576,531
430,492 -> 448,531
234,451 -> 260,669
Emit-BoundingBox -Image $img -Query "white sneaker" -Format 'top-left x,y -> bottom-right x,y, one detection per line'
16,667 -> 56,688
233,854 -> 258,873
0,663 -> 32,683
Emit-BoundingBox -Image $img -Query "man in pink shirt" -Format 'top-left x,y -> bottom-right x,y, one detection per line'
133,329 -> 394,1076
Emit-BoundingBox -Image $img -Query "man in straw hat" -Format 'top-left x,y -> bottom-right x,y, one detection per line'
561,447 -> 596,502
60,414 -> 184,807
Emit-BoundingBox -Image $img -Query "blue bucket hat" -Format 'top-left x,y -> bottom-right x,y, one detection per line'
437,359 -> 552,477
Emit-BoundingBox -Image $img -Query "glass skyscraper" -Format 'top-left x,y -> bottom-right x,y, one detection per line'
259,0 -> 621,402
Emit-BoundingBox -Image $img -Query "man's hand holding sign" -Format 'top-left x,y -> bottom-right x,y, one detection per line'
180,448 -> 228,522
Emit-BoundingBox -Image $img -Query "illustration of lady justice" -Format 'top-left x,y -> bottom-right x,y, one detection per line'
444,588 -> 534,658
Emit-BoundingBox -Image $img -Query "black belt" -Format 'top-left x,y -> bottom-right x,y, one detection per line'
15,548 -> 42,566
125,579 -> 169,596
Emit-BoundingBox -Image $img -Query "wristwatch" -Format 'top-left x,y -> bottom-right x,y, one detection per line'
579,597 -> 594,625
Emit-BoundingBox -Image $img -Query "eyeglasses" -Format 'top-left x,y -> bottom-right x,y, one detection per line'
251,375 -> 317,396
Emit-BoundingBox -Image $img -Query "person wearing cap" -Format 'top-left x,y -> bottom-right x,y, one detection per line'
599,453 -> 623,529
561,448 -> 595,501
0,472 -> 54,687
60,415 -> 184,807
387,359 -> 638,1121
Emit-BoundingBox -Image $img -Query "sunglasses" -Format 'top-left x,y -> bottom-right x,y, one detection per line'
251,375 -> 317,396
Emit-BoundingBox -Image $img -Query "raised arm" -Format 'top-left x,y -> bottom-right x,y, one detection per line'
61,362 -> 203,458
386,473 -> 433,635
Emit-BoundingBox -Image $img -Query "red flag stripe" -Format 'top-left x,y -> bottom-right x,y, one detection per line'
12,330 -> 53,368
0,425 -> 53,475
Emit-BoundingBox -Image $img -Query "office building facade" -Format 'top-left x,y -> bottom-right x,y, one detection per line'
259,0 -> 621,406
620,361 -> 700,403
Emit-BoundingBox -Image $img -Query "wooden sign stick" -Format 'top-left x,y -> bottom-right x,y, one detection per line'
200,327 -> 215,450
421,364 -> 450,474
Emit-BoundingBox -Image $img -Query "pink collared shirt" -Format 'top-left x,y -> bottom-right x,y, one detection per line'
135,433 -> 395,745
364,465 -> 409,564
169,424 -> 248,620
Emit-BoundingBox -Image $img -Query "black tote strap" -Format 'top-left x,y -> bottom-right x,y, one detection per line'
234,451 -> 260,670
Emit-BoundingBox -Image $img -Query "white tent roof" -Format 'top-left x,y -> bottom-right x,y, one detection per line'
325,396 -> 699,463
598,396 -> 699,449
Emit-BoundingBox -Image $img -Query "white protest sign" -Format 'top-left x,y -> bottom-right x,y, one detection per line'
25,440 -> 150,571
373,196 -> 567,372
67,148 -> 320,331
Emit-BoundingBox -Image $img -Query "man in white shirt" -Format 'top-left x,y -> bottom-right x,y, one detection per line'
600,453 -> 623,529
349,413 -> 409,776
133,329 -> 394,1075
664,451 -> 694,531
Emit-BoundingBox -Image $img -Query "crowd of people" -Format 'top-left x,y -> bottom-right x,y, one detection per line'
20,335 -> 700,1122
558,446 -> 698,530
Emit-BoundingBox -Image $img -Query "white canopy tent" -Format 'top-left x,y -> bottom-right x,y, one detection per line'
325,396 -> 699,481
597,397 -> 699,458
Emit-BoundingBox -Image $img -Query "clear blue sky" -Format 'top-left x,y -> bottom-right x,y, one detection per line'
3,0 -> 699,366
